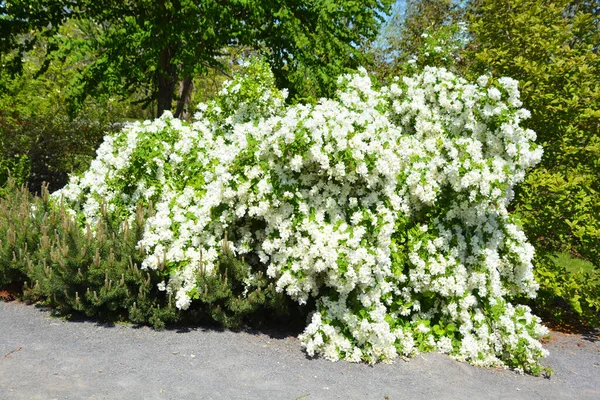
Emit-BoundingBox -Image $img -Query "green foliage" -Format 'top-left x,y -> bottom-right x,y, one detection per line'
0,180 -> 303,330
466,0 -> 600,265
264,0 -> 394,103
528,254 -> 600,327
466,0 -> 600,326
554,252 -> 596,275
189,249 -> 301,329
0,24 -> 143,193
0,155 -> 30,198
0,182 -> 37,288
0,0 -> 68,75
0,82 -> 114,193
372,0 -> 466,80
1,0 -> 393,117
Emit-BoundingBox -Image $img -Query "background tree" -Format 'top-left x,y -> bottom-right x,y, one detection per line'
1,0 -> 393,117
466,0 -> 600,266
0,0 -> 70,77
371,0 -> 465,80
465,0 -> 600,323
0,21 -> 144,193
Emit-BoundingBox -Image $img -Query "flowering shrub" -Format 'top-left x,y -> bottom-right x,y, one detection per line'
54,59 -> 549,374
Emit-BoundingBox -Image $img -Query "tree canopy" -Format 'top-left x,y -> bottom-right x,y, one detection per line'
1,0 -> 393,117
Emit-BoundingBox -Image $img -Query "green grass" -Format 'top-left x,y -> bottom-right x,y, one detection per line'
553,252 -> 595,274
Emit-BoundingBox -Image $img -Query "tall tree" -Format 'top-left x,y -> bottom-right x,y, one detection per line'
372,0 -> 465,79
1,0 -> 393,117
0,0 -> 70,76
388,0 -> 462,55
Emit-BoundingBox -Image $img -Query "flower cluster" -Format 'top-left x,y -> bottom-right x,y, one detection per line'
54,59 -> 548,373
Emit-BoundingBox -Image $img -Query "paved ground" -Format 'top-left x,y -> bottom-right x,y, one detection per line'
0,301 -> 598,400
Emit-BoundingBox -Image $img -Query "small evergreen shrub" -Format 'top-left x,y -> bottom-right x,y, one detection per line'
52,59 -> 550,374
0,180 -> 178,328
0,180 -> 298,329
0,181 -> 38,288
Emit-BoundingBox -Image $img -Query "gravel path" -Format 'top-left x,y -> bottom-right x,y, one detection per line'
1,301 -> 598,400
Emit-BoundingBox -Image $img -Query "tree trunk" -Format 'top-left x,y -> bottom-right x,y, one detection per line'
156,47 -> 177,118
174,76 -> 194,120
157,82 -> 174,118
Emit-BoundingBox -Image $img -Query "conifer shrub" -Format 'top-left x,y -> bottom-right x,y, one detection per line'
0,181 -> 38,289
50,59 -> 551,374
0,179 -> 299,329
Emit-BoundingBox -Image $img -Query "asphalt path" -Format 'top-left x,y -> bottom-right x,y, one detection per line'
1,301 -> 598,400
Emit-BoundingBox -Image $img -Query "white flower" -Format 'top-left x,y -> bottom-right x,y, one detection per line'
175,290 -> 191,310
487,87 -> 502,101
477,75 -> 489,87
55,61 -> 545,373
290,155 -> 303,172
